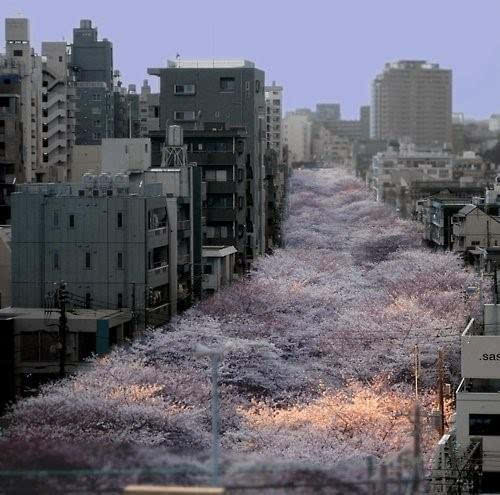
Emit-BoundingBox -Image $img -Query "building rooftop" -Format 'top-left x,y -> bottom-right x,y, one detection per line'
164,59 -> 255,69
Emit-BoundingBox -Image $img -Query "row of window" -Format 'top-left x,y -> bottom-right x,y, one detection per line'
53,251 -> 123,270
53,212 -> 124,229
173,78 -> 262,95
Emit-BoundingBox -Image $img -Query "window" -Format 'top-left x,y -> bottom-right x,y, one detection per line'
53,252 -> 59,270
117,293 -> 123,309
174,111 -> 195,121
58,56 -> 63,62
203,264 -> 213,275
13,50 -> 23,57
117,212 -> 123,228
42,93 -> 48,103
174,84 -> 195,95
145,143 -> 148,153
85,252 -> 91,269
117,252 -> 123,269
94,120 -> 101,127
42,109 -> 48,117
53,211 -> 59,227
93,132 -> 101,140
43,153 -> 48,163
85,293 -> 91,309
470,414 -> 500,436
42,138 -> 48,148
93,93 -> 101,101
220,77 -> 235,91
91,107 -> 101,115
69,214 -> 75,228
255,80 -> 261,93
42,80 -> 48,87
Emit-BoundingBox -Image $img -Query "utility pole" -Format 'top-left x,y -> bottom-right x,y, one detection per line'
131,282 -> 136,336
58,281 -> 68,379
411,403 -> 422,494
437,350 -> 445,438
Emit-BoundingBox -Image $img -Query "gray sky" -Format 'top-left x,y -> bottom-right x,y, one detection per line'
2,0 -> 500,119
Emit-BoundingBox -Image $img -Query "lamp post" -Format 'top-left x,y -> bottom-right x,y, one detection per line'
195,346 -> 222,486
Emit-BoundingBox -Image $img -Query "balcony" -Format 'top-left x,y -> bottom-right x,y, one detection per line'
206,208 -> 236,222
148,262 -> 169,285
206,181 -> 237,194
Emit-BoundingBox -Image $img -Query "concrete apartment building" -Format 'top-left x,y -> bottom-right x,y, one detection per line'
40,42 -> 76,182
11,174 -> 181,325
0,18 -> 43,188
265,81 -> 283,162
283,112 -> 312,166
113,83 -> 140,139
139,79 -> 160,137
148,59 -> 266,258
71,20 -> 114,145
371,60 -> 452,147
433,306 -> 500,492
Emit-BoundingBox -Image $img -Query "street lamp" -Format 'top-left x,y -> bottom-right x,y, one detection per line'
195,345 -> 223,486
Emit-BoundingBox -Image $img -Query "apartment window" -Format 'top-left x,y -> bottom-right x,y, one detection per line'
174,111 -> 195,121
117,252 -> 123,269
42,93 -> 48,103
205,169 -> 227,182
42,153 -> 48,163
117,212 -> 123,228
93,93 -> 101,101
42,109 -> 48,117
117,293 -> 123,309
58,56 -> 63,62
174,84 -> 195,95
220,77 -> 235,91
42,81 -> 48,88
85,293 -> 92,309
69,214 -> 75,228
13,50 -> 23,57
85,252 -> 91,269
470,414 -> 500,436
94,120 -> 101,127
255,80 -> 261,93
145,143 -> 148,153
93,132 -> 101,140
53,252 -> 59,270
203,264 -> 213,275
42,138 -> 48,148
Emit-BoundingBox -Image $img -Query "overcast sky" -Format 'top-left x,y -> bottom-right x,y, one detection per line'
2,0 -> 500,119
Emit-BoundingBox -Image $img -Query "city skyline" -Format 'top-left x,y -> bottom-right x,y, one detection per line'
2,0 -> 500,120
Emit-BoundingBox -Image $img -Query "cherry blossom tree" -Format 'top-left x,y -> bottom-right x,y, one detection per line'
0,168 -> 483,492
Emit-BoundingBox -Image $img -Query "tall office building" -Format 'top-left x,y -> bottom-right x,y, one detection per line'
71,20 -> 114,144
371,60 -> 452,147
359,105 -> 370,140
148,59 -> 266,258
265,81 -> 283,163
283,112 -> 312,165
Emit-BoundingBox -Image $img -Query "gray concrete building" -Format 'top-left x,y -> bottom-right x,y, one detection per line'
371,60 -> 452,147
148,59 -> 266,258
265,82 -> 283,162
71,20 -> 114,145
11,174 -> 181,325
315,103 -> 341,122
41,42 -> 77,182
139,79 -> 160,137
